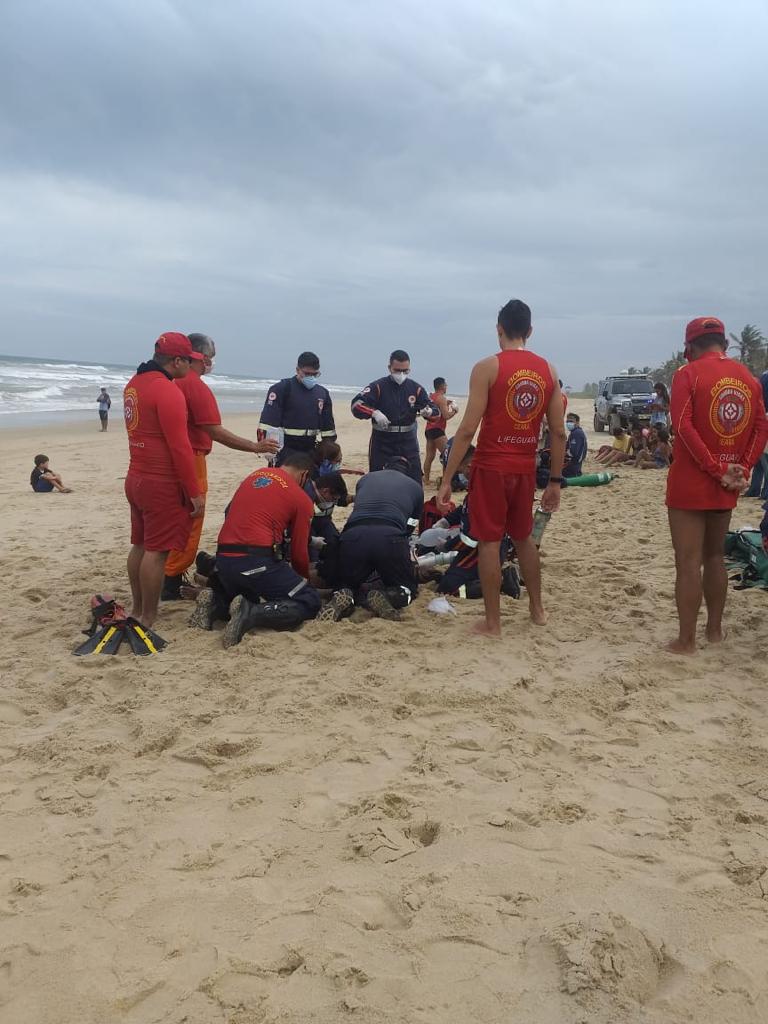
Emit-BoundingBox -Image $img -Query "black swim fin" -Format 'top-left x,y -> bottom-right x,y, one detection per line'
125,618 -> 168,656
73,622 -> 125,656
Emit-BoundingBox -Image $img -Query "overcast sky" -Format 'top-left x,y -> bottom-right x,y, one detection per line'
1,0 -> 766,389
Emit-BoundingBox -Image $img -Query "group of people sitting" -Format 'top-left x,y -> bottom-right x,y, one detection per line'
186,439 -> 519,647
595,422 -> 673,470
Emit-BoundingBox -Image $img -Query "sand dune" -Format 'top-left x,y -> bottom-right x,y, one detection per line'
1,399 -> 768,1023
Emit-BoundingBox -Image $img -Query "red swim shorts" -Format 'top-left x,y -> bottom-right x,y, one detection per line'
125,472 -> 192,552
468,466 -> 536,542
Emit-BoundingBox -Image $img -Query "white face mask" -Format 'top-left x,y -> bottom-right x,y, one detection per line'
390,372 -> 408,386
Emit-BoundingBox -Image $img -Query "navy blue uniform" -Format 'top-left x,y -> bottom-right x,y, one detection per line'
436,496 -> 480,595
260,377 -> 336,463
338,470 -> 423,596
563,425 -> 588,478
435,495 -> 517,598
351,376 -> 439,482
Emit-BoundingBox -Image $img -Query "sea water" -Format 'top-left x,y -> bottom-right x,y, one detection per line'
0,354 -> 359,427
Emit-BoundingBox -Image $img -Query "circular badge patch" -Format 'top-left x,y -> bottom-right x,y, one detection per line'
505,374 -> 545,424
408,395 -> 416,405
709,380 -> 752,440
124,387 -> 139,431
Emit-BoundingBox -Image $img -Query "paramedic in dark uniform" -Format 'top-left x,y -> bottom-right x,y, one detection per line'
259,351 -> 336,464
351,350 -> 440,482
321,458 -> 423,620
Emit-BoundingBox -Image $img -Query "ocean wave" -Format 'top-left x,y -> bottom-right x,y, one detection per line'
24,385 -> 64,400
0,356 -> 363,422
0,367 -> 129,385
40,362 -> 112,372
0,398 -> 97,415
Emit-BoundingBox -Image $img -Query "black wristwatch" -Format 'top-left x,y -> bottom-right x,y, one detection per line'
549,476 -> 563,483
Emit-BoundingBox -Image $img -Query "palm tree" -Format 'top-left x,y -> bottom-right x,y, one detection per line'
651,352 -> 686,386
729,324 -> 766,375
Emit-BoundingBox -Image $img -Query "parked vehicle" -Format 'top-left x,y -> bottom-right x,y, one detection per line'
594,375 -> 654,432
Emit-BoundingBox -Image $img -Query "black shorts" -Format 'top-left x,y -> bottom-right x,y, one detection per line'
425,428 -> 445,441
99,410 -> 108,421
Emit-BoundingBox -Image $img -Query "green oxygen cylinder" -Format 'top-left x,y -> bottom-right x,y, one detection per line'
561,472 -> 615,488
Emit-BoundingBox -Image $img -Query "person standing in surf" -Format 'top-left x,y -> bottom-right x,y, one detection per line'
97,387 -> 111,431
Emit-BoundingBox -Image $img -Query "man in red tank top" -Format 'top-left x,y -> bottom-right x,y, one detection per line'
423,376 -> 458,483
438,300 -> 566,635
666,317 -> 768,654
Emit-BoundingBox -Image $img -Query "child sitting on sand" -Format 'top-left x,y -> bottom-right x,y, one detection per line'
596,427 -> 631,463
635,429 -> 671,470
30,454 -> 72,493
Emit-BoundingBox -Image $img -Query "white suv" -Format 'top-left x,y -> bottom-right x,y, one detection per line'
594,376 -> 654,432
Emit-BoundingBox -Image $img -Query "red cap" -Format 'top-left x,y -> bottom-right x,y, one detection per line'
685,316 -> 725,345
154,332 -> 204,360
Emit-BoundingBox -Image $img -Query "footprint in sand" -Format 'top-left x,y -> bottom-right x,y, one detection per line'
336,891 -> 410,931
534,912 -> 668,1004
0,700 -> 27,724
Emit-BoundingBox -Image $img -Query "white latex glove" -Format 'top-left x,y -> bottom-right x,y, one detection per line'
419,405 -> 434,419
433,517 -> 449,529
372,409 -> 390,427
428,596 -> 457,616
310,536 -> 327,550
448,401 -> 459,414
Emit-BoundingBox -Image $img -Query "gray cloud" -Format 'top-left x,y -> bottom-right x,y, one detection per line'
1,0 -> 767,388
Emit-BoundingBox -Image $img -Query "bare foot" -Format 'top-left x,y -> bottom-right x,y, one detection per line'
529,605 -> 548,626
705,626 -> 725,644
470,619 -> 501,638
665,638 -> 696,656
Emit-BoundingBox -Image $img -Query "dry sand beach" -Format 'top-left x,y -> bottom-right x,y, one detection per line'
2,398 -> 768,1023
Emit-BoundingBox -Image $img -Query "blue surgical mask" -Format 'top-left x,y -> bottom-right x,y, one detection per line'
301,375 -> 318,389
332,461 -> 342,470
566,421 -> 575,432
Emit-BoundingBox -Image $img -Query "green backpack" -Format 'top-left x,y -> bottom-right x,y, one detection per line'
725,530 -> 768,589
